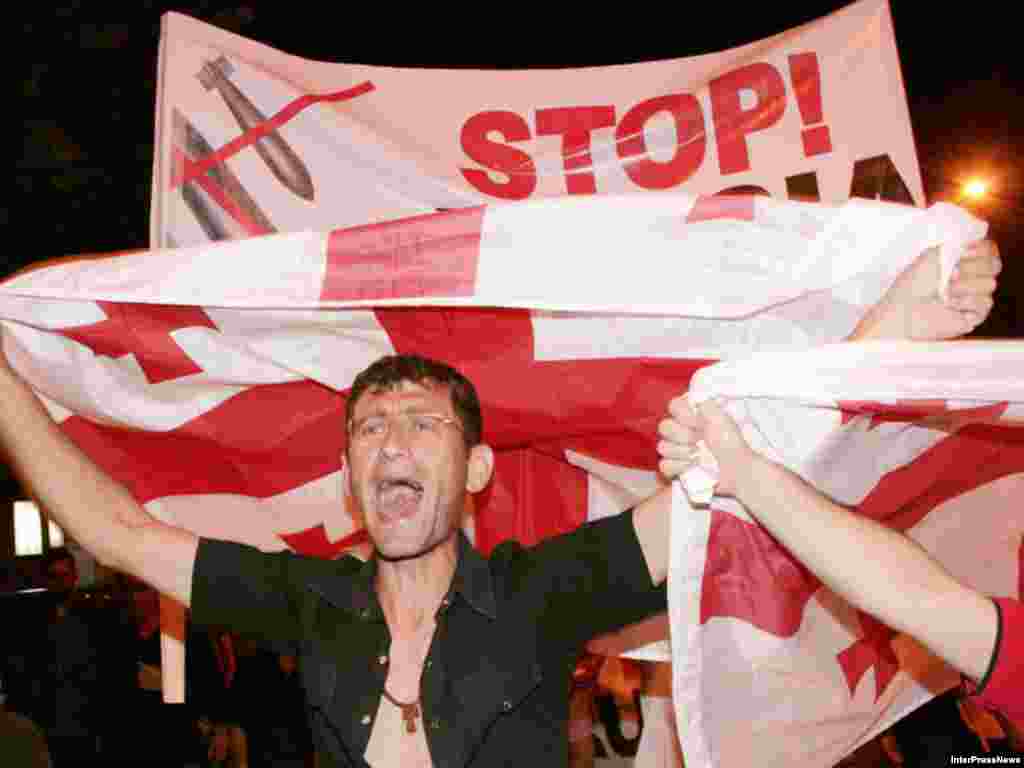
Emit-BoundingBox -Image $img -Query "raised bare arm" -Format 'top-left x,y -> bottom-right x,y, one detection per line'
0,346 -> 198,606
658,397 -> 998,681
632,240 -> 1002,588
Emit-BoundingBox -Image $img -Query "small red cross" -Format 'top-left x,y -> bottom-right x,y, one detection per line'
59,302 -> 218,384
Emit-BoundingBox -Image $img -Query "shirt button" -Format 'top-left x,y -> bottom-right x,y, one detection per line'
424,659 -> 433,669
378,655 -> 388,665
359,608 -> 371,620
503,700 -> 512,712
361,714 -> 372,725
429,717 -> 442,731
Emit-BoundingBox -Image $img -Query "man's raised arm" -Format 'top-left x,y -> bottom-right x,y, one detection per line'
0,350 -> 198,607
657,397 -> 998,683
631,239 -> 1002,588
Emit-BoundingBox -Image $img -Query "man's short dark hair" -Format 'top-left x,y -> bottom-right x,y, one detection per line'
346,355 -> 483,448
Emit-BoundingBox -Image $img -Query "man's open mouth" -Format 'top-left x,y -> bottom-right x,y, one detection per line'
376,478 -> 424,518
378,477 -> 423,494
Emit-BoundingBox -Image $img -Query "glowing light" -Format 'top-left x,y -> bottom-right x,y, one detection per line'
962,179 -> 989,200
14,500 -> 43,556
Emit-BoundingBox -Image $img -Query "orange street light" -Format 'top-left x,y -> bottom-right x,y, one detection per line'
961,178 -> 989,201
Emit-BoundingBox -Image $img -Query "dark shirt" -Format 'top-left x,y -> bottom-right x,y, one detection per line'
191,510 -> 666,767
13,592 -> 135,766
33,598 -> 104,751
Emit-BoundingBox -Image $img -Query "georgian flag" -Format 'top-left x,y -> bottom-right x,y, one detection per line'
2,194 -> 1021,767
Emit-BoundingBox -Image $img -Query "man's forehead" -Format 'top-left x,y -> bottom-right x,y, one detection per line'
354,379 -> 452,413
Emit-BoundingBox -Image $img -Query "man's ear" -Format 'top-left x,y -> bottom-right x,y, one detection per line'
466,443 -> 495,493
341,455 -> 353,497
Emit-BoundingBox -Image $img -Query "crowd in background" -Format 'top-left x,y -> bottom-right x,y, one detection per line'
2,547 -> 1022,768
1,547 -> 315,768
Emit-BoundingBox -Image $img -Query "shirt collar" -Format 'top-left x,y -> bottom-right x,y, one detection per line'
448,530 -> 498,620
306,531 -> 497,621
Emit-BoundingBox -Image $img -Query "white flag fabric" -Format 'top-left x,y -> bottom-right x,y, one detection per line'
2,195 -> 1022,768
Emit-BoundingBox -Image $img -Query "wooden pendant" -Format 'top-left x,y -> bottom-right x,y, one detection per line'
400,701 -> 421,733
383,688 -> 421,733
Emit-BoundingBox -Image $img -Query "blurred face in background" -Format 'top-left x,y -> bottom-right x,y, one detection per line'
45,556 -> 77,593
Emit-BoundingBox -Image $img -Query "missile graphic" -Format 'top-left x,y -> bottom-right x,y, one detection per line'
173,108 -> 276,241
198,56 -> 316,201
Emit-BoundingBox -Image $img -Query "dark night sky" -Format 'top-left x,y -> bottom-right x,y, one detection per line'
16,2 -> 1022,335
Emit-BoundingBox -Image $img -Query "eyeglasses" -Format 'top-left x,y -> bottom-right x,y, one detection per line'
349,412 -> 464,445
